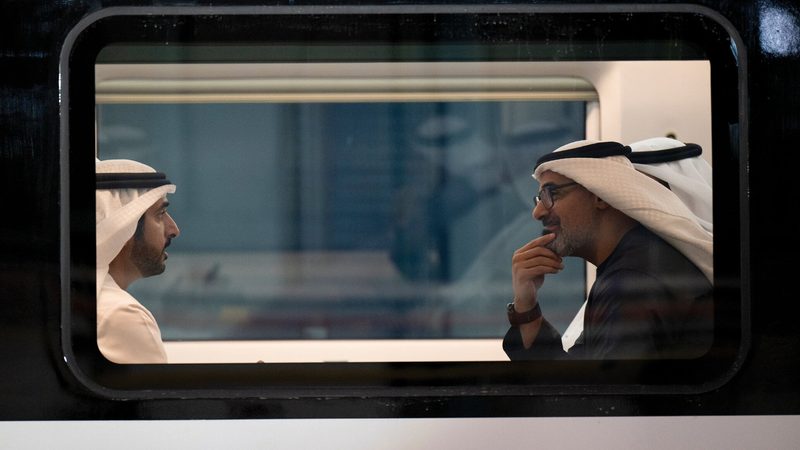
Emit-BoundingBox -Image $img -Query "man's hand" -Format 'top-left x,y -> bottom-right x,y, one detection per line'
510,233 -> 564,348
511,233 -> 564,312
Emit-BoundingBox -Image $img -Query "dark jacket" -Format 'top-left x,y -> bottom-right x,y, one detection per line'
504,224 -> 713,360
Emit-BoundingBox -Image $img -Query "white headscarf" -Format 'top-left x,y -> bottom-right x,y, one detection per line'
629,137 -> 713,234
534,140 -> 713,282
96,159 -> 176,297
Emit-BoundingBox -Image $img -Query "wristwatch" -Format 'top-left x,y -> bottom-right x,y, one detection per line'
506,302 -> 542,326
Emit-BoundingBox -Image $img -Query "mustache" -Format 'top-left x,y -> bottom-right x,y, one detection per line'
541,219 -> 560,252
541,218 -> 559,233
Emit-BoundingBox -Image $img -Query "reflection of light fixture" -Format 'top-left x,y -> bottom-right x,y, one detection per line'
96,124 -> 148,144
95,63 -> 598,104
416,115 -> 470,141
760,5 -> 800,56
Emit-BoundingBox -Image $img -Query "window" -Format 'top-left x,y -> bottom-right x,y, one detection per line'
63,6 -> 745,396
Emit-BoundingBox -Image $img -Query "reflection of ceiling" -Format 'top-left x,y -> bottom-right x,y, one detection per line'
95,62 -> 598,103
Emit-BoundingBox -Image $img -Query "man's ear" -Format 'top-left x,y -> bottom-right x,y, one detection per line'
594,195 -> 611,210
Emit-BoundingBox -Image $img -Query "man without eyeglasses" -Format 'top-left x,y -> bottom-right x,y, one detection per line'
504,140 -> 713,360
96,159 -> 181,363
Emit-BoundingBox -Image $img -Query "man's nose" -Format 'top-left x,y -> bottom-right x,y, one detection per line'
532,201 -> 547,221
166,214 -> 180,238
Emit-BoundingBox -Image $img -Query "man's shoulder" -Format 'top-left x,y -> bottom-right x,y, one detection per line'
600,225 -> 711,294
98,276 -> 155,322
617,226 -> 701,270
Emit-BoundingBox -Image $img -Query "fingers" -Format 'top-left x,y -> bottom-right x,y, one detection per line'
512,233 -> 563,308
518,232 -> 557,252
512,260 -> 562,282
512,233 -> 564,292
513,254 -> 563,271
513,234 -> 563,268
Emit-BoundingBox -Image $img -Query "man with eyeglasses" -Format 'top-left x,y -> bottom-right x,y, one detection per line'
503,140 -> 713,360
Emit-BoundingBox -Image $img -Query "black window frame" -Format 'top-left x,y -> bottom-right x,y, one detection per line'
60,4 -> 748,400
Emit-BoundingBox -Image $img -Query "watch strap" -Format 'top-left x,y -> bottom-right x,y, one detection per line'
507,302 -> 542,326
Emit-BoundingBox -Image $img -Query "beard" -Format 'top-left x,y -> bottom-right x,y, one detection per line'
543,220 -> 593,257
131,237 -> 168,278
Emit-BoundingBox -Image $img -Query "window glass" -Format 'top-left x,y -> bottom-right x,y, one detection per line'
97,100 -> 587,342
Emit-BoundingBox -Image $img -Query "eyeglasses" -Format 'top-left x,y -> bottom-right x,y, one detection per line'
534,181 -> 579,209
